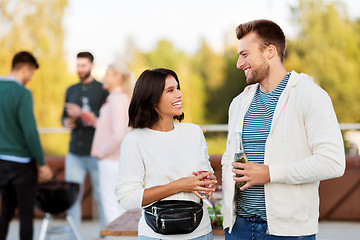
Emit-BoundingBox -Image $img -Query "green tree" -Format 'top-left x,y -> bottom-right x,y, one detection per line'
285,0 -> 360,122
0,0 -> 73,155
124,40 -> 207,123
193,37 -> 246,124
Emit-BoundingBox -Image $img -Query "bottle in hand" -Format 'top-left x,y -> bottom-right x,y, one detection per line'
234,132 -> 248,188
81,96 -> 92,126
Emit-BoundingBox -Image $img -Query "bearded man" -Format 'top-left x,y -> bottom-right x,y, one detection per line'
61,52 -> 108,239
221,20 -> 345,240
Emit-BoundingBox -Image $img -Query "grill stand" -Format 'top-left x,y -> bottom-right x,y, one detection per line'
38,212 -> 83,240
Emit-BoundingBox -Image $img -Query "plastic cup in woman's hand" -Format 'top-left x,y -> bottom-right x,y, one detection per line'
198,170 -> 211,198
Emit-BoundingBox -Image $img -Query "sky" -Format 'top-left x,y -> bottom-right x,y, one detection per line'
63,0 -> 360,75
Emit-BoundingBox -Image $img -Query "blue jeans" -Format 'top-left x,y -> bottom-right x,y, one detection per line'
65,153 -> 105,238
138,231 -> 213,240
225,215 -> 316,240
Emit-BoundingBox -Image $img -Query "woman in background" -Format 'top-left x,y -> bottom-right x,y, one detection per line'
89,62 -> 134,224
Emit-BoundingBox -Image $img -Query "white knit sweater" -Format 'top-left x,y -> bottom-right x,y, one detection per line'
115,122 -> 212,239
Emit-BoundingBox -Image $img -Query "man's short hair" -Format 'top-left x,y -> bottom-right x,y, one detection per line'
236,19 -> 286,62
11,51 -> 39,70
77,52 -> 94,63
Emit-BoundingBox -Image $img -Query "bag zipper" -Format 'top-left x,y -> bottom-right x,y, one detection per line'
161,219 -> 165,229
194,208 -> 202,223
159,216 -> 192,229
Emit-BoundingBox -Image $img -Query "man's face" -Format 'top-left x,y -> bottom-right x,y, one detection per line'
236,32 -> 270,85
76,57 -> 92,81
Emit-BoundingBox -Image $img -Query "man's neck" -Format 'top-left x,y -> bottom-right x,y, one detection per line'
8,72 -> 24,85
259,65 -> 288,93
81,75 -> 94,85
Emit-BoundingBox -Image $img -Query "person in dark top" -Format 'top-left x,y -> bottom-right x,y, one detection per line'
61,52 -> 108,238
0,51 -> 53,240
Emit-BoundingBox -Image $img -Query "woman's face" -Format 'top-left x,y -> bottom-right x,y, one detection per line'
155,75 -> 183,120
103,68 -> 123,91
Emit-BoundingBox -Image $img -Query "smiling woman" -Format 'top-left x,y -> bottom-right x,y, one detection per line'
128,68 -> 184,130
153,74 -> 183,131
115,68 -> 217,239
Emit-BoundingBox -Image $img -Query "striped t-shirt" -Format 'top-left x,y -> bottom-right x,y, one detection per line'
236,72 -> 291,220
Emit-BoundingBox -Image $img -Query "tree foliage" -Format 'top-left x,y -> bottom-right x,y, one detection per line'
285,0 -> 360,122
123,39 -> 207,123
1,0 -> 360,155
0,0 -> 73,154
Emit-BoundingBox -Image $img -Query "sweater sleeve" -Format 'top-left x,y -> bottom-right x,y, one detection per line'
18,90 -> 45,165
115,133 -> 145,210
269,85 -> 345,184
95,94 -> 129,159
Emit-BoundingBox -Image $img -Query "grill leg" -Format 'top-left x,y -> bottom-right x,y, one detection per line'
38,213 -> 52,240
66,215 -> 83,240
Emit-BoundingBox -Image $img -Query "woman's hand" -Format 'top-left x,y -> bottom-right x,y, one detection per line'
142,172 -> 217,206
174,172 -> 217,199
192,171 -> 217,199
81,111 -> 97,127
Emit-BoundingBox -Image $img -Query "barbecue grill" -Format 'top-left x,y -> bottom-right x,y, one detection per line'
35,180 -> 82,240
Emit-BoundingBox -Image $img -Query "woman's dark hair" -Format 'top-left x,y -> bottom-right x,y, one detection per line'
128,68 -> 184,129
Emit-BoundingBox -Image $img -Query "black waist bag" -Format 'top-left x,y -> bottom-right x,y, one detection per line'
144,200 -> 203,235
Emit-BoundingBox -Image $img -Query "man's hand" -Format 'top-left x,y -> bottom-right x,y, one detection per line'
63,118 -> 77,129
232,162 -> 270,191
38,165 -> 53,183
65,103 -> 82,118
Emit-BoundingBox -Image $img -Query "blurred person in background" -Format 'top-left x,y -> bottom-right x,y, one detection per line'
221,19 -> 345,239
88,62 -> 134,224
61,51 -> 108,238
0,51 -> 53,240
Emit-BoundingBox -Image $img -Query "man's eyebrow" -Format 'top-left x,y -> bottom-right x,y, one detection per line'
238,50 -> 247,55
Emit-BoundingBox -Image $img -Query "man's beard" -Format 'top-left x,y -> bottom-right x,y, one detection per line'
246,61 -> 270,85
79,71 -> 91,82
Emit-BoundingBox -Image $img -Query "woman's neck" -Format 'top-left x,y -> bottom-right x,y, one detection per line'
151,117 -> 174,132
109,86 -> 123,94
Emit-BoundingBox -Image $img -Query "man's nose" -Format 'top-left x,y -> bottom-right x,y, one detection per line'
236,56 -> 245,69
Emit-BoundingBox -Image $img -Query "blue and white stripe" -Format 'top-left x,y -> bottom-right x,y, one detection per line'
236,73 -> 291,220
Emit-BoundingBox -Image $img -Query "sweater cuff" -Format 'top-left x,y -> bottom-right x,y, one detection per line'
269,164 -> 287,183
121,188 -> 144,210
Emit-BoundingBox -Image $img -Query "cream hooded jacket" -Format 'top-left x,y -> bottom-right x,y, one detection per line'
221,71 -> 345,236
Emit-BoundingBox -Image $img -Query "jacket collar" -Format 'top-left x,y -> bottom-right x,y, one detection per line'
235,71 -> 306,134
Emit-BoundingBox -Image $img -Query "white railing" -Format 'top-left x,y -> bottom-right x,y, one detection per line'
38,123 -> 360,134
